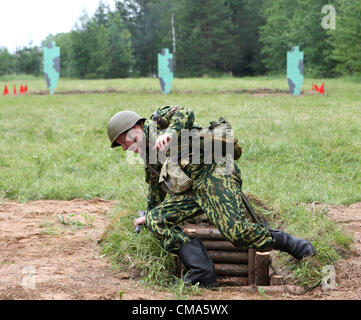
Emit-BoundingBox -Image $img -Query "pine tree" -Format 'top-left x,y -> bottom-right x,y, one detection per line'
259,0 -> 293,74
259,0 -> 336,77
70,12 -> 93,78
108,11 -> 134,78
69,3 -> 134,79
228,0 -> 266,76
175,0 -> 235,76
330,0 -> 361,75
0,48 -> 15,76
93,23 -> 112,78
116,0 -> 172,76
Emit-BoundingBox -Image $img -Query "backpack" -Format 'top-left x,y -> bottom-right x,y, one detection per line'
199,117 -> 242,160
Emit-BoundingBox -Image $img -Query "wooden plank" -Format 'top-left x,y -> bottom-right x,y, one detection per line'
255,251 -> 270,286
214,264 -> 248,277
202,240 -> 247,252
208,251 -> 248,264
248,249 -> 256,285
183,226 -> 225,240
217,276 -> 249,286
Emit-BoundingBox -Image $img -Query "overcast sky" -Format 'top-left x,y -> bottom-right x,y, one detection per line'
0,0 -> 116,53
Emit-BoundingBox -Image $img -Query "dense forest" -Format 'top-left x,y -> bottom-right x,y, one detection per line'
0,0 -> 360,78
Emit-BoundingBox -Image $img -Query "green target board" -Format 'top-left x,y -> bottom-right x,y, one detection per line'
287,46 -> 304,96
43,41 -> 60,95
158,48 -> 174,94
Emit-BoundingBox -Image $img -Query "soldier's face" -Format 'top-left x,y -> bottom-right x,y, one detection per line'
116,125 -> 145,154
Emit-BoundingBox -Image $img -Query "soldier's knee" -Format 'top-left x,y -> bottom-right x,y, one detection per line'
220,223 -> 250,244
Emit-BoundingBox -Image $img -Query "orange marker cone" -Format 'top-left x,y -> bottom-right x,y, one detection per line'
13,85 -> 17,95
3,85 -> 9,95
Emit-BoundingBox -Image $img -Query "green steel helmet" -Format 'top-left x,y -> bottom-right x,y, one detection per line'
107,110 -> 146,148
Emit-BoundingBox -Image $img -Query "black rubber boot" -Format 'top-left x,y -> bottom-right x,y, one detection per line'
177,238 -> 217,288
270,229 -> 315,260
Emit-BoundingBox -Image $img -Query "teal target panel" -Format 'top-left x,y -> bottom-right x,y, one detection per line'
287,46 -> 304,96
43,41 -> 60,95
158,48 -> 173,94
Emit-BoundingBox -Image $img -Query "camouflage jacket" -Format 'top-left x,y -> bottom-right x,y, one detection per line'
143,105 -> 211,212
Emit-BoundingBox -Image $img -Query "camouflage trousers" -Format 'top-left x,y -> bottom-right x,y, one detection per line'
145,162 -> 275,254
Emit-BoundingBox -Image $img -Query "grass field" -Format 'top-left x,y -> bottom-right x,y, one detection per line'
1,75 -> 360,288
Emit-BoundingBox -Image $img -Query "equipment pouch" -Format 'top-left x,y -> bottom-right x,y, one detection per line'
199,117 -> 242,160
159,158 -> 193,194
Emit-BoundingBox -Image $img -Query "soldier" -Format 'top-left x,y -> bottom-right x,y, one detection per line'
107,106 -> 315,288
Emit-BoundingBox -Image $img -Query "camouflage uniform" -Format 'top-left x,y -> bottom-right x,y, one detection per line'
143,105 -> 275,253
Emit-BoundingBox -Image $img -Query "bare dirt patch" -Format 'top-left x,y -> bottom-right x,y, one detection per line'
302,202 -> 361,300
0,198 -> 171,300
1,199 -> 360,300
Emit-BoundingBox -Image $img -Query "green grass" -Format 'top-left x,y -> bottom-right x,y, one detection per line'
100,213 -> 203,298
3,74 -> 360,93
0,76 -> 359,290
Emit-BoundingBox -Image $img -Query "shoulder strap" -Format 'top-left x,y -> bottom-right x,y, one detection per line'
151,106 -> 179,130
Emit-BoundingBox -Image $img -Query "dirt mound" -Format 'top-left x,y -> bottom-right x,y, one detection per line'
1,199 -> 360,300
304,202 -> 361,299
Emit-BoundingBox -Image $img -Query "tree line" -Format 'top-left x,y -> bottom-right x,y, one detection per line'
0,0 -> 360,78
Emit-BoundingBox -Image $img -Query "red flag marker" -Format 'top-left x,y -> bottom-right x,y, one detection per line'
318,82 -> 324,94
13,85 -> 17,95
20,84 -> 24,94
313,83 -> 325,95
24,84 -> 28,93
3,85 -> 9,95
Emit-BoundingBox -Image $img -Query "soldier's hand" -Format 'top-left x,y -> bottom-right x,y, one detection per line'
153,134 -> 173,151
133,216 -> 146,227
